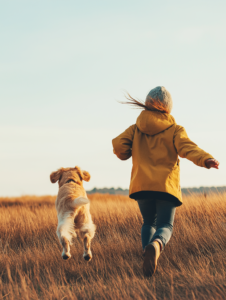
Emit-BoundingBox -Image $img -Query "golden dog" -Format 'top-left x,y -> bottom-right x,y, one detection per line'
50,166 -> 96,261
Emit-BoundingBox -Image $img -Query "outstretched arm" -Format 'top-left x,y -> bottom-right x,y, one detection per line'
112,124 -> 136,160
174,125 -> 217,168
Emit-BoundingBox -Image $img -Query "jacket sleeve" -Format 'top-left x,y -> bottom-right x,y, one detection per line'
112,124 -> 136,160
174,125 -> 214,168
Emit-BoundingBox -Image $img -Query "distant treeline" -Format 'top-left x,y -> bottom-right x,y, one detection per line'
87,187 -> 129,196
181,186 -> 226,195
87,186 -> 226,196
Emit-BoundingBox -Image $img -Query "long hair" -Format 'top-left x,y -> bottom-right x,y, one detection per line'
120,93 -> 170,114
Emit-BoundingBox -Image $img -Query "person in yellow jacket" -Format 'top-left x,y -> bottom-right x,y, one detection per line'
112,86 -> 219,277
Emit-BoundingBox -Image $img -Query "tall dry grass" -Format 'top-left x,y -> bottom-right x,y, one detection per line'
1,192 -> 226,299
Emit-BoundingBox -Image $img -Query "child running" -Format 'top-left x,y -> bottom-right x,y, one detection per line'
112,86 -> 219,277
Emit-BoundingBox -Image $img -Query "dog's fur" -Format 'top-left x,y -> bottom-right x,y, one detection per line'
50,166 -> 96,261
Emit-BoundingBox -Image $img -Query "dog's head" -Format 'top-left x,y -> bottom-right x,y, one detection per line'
50,166 -> 90,187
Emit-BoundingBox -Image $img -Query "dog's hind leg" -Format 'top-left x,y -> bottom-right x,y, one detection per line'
60,236 -> 71,260
80,222 -> 96,262
57,213 -> 75,260
83,233 -> 92,262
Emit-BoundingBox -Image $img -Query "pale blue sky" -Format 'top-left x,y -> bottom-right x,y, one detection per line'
1,0 -> 226,196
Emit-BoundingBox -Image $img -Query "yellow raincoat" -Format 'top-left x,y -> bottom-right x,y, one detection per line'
112,110 -> 213,206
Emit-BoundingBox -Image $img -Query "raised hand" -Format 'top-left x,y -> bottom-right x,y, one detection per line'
205,158 -> 220,169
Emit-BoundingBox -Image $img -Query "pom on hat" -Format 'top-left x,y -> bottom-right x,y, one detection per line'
145,86 -> 173,113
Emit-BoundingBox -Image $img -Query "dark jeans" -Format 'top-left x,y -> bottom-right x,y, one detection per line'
137,199 -> 176,250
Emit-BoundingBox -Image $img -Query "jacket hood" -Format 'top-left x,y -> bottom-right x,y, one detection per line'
136,110 -> 175,136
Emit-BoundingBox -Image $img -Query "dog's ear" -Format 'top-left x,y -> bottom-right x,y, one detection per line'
50,169 -> 63,183
82,170 -> 91,182
74,166 -> 91,182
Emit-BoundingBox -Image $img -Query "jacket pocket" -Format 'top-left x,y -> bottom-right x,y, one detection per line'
169,162 -> 180,191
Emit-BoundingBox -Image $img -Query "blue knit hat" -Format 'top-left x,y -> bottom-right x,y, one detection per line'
145,86 -> 173,113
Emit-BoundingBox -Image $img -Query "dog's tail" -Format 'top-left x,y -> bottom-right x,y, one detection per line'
72,197 -> 90,208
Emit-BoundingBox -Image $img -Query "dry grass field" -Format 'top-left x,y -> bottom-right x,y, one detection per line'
1,192 -> 226,300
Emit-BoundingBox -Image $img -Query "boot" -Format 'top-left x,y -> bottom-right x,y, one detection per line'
143,240 -> 161,277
